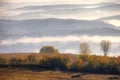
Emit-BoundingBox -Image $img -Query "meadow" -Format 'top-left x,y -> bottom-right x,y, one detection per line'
0,68 -> 119,80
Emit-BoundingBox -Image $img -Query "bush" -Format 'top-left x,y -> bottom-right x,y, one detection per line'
0,54 -> 119,74
0,57 -> 8,67
40,46 -> 59,53
70,58 -> 83,71
39,54 -> 70,70
26,54 -> 36,63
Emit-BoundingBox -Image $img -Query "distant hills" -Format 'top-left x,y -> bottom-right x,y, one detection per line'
0,18 -> 120,39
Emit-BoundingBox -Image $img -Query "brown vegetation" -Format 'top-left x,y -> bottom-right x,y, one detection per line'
0,53 -> 119,75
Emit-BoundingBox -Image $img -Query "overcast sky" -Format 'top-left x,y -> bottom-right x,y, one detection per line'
1,0 -> 120,26
0,0 -> 120,56
1,0 -> 120,4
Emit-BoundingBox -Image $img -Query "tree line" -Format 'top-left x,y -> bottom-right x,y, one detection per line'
80,40 -> 111,56
0,54 -> 119,74
40,40 -> 111,56
0,40 -> 119,74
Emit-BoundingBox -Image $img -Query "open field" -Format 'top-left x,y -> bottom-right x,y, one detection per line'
0,68 -> 119,80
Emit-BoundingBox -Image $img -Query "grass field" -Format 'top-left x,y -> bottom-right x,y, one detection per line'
0,68 -> 119,80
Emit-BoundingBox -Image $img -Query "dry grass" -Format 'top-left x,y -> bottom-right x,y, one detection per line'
0,53 -> 78,60
0,68 -> 119,80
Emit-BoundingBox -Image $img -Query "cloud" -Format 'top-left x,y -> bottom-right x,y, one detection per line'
1,3 -> 120,20
0,35 -> 120,45
105,20 -> 120,27
97,15 -> 120,28
98,15 -> 120,20
2,0 -> 120,4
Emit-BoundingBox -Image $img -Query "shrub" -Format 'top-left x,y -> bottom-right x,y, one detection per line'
26,54 -> 36,63
0,53 -> 119,74
39,54 -> 69,70
40,46 -> 59,53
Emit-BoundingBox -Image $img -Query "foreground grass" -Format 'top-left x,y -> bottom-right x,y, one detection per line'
0,68 -> 119,80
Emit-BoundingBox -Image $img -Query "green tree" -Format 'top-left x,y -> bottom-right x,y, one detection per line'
40,46 -> 59,53
100,40 -> 111,56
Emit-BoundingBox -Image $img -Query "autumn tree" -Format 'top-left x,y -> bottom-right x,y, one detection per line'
0,57 -> 6,66
40,46 -> 59,53
80,42 -> 91,55
9,58 -> 23,67
100,40 -> 111,56
26,54 -> 36,63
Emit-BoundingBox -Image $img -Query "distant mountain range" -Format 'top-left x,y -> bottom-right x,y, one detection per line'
0,18 -> 120,40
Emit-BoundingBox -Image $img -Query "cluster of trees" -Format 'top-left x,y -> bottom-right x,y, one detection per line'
71,55 -> 120,74
0,53 -> 119,74
0,54 -> 69,70
0,40 -> 118,74
39,40 -> 111,56
80,40 -> 111,56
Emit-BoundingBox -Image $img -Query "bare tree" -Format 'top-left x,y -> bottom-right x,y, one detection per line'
100,40 -> 111,56
80,42 -> 91,55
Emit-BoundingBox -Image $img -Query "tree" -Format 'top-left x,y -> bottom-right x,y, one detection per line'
9,58 -> 18,65
0,57 -> 6,65
27,54 -> 36,63
40,46 -> 59,53
80,42 -> 91,55
100,40 -> 111,56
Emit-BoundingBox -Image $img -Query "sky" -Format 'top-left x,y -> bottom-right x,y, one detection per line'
0,0 -> 120,56
1,0 -> 120,4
